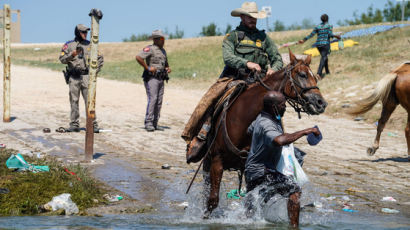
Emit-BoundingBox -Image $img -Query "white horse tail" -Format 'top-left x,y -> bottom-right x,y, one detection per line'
349,73 -> 397,116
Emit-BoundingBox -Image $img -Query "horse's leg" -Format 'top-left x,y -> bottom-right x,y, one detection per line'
367,99 -> 397,156
405,113 -> 410,161
204,154 -> 223,219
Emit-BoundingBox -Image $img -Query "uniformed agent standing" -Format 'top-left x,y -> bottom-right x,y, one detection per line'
136,30 -> 171,132
59,24 -> 104,133
183,2 -> 283,164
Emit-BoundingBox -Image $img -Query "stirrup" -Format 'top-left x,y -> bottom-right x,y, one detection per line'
186,138 -> 206,164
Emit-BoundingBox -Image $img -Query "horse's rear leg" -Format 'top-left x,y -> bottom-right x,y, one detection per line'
368,98 -> 397,156
405,114 -> 410,161
204,154 -> 223,219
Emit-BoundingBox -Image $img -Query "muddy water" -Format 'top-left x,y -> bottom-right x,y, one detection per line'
1,128 -> 409,229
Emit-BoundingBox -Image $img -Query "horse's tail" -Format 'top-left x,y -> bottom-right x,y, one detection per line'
349,73 -> 397,116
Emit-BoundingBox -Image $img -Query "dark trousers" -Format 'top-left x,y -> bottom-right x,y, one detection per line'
317,44 -> 330,76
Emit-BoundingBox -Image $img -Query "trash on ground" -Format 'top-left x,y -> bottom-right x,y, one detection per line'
43,128 -> 51,133
345,187 -> 365,193
381,208 -> 399,214
342,195 -> 350,201
6,153 -> 49,173
354,116 -> 364,121
55,127 -> 67,133
64,168 -> 81,181
313,201 -> 323,208
326,196 -> 336,201
0,144 -> 6,148
226,189 -> 246,199
98,129 -> 112,133
103,194 -> 123,202
178,201 -> 188,208
387,132 -> 398,137
342,208 -> 358,213
161,164 -> 171,169
341,104 -> 351,108
381,196 -> 397,202
0,188 -> 10,194
33,47 -> 41,51
44,193 -> 79,215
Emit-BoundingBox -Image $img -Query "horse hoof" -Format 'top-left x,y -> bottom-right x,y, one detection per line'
202,211 -> 210,219
367,147 -> 376,156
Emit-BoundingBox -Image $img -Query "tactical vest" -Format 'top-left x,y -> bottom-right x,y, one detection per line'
220,30 -> 270,79
234,30 -> 269,69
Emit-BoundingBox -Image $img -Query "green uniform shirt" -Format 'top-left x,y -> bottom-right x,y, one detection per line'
222,24 -> 283,72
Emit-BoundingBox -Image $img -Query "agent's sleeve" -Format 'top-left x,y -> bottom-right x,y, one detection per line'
222,33 -> 248,69
59,43 -> 74,64
265,36 -> 283,71
137,46 -> 153,60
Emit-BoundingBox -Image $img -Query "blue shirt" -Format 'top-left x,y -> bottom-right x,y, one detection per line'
245,111 -> 283,183
304,23 -> 335,47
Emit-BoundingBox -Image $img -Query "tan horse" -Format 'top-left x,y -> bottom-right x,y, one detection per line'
350,62 -> 410,160
202,50 -> 327,217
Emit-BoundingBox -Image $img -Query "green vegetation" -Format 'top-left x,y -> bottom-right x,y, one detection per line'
339,0 -> 410,26
123,26 -> 185,42
0,148 -> 106,216
273,18 -> 315,32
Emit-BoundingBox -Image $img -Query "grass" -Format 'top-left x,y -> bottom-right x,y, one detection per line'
4,22 -> 410,129
0,148 -> 107,216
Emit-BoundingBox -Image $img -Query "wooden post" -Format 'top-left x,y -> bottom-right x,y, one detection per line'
3,4 -> 11,123
85,9 -> 102,162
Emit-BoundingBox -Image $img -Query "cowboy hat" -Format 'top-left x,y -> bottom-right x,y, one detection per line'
231,2 -> 267,19
149,30 -> 168,39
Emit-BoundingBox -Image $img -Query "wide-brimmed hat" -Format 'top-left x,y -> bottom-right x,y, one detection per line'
149,30 -> 167,39
76,24 -> 90,32
231,2 -> 267,19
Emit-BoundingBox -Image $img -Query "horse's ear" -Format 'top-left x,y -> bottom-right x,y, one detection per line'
289,48 -> 297,65
304,55 -> 312,66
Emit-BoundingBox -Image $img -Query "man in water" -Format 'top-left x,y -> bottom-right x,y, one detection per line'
245,91 -> 319,227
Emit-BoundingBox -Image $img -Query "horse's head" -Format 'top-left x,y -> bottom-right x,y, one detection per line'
283,49 -> 327,115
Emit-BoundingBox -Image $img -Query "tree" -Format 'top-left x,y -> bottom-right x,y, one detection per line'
273,20 -> 285,31
342,1 -> 410,25
167,26 -> 184,39
225,24 -> 232,34
122,33 -> 150,42
200,23 -> 222,36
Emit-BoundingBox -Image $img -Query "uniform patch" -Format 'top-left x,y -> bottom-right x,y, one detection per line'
63,44 -> 68,50
240,40 -> 254,45
256,39 -> 262,47
143,47 -> 150,52
60,51 -> 65,56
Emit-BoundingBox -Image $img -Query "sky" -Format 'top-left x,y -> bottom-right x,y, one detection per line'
4,0 -> 391,43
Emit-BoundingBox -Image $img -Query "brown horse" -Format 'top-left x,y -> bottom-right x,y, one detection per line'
202,50 -> 327,216
349,62 -> 410,160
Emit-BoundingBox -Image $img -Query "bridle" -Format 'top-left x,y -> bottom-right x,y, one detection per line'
254,62 -> 319,119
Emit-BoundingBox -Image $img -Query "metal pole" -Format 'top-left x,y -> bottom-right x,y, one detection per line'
3,4 -> 11,123
402,0 -> 405,21
85,9 -> 102,162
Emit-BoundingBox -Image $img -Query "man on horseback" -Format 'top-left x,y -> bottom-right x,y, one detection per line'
182,2 -> 283,164
245,91 -> 320,227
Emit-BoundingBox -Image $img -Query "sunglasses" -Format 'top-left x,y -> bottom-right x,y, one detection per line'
155,37 -> 165,41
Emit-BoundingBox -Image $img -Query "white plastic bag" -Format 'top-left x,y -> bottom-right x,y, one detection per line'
45,193 -> 79,215
276,144 -> 309,186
